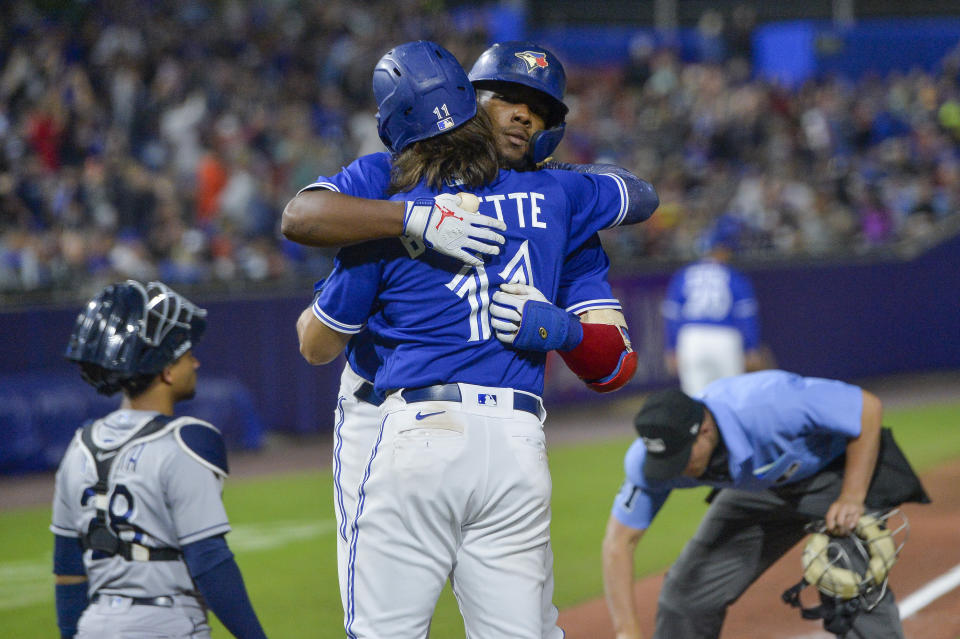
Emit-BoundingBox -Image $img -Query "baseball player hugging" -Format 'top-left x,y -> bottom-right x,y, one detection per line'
51,281 -> 268,639
294,41 -> 656,638
285,39 -> 657,639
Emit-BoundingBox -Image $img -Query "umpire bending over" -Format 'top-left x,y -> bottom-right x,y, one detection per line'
51,281 -> 267,639
602,369 -> 929,639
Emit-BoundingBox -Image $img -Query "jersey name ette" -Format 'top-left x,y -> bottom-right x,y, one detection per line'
314,164 -> 629,395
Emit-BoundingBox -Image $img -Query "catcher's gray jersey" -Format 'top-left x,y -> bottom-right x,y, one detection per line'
50,409 -> 231,599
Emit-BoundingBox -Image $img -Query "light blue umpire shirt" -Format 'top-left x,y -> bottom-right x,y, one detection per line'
613,370 -> 864,530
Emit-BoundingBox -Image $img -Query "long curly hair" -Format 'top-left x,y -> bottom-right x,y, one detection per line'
388,108 -> 501,195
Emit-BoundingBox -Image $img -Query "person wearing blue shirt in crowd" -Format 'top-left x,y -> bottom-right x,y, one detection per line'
661,214 -> 769,395
296,41 -> 655,638
602,370 -> 929,639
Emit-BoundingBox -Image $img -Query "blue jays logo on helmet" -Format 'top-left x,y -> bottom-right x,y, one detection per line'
373,40 -> 477,153
469,42 -> 569,162
514,51 -> 549,72
468,42 -> 568,127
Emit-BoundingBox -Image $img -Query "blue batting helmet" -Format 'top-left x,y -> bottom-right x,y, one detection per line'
468,41 -> 569,162
699,214 -> 743,254
65,280 -> 207,395
373,41 -> 477,153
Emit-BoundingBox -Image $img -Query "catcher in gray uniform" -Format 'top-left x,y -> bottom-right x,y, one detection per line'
51,280 -> 268,639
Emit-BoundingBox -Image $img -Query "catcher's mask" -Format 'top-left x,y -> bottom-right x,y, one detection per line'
782,510 -> 908,636
65,280 -> 207,396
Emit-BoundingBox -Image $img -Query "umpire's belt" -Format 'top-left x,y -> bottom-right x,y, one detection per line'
401,384 -> 543,418
354,381 -> 384,407
92,593 -> 175,607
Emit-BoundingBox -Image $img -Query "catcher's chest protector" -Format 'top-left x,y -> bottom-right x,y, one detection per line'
79,415 -> 182,561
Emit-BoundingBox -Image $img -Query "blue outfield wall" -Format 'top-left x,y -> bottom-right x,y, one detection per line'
0,234 -> 958,472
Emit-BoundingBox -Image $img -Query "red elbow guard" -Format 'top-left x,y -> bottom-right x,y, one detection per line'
558,323 -> 637,393
586,350 -> 637,393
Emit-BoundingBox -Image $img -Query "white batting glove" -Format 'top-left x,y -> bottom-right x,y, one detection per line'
490,282 -> 550,345
403,193 -> 506,267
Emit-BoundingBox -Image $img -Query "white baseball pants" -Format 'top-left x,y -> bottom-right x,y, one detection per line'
342,384 -> 553,639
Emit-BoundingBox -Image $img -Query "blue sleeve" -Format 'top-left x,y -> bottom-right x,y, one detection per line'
313,243 -> 385,334
611,440 -> 671,530
54,534 -> 85,575
556,236 -> 620,315
299,152 -> 392,199
556,167 -> 657,250
729,269 -> 760,349
556,172 -> 624,248
545,161 -> 659,224
54,535 -> 87,638
661,270 -> 685,350
183,535 -> 267,639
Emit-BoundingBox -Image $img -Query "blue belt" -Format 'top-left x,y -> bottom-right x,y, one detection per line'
354,381 -> 384,407
401,384 -> 542,417
92,593 -> 174,607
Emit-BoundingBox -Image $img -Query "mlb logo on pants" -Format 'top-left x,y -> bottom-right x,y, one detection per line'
477,393 -> 498,407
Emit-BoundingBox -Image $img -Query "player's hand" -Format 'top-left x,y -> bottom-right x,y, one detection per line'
490,283 -> 551,345
491,283 -> 583,352
825,495 -> 865,536
403,193 -> 506,266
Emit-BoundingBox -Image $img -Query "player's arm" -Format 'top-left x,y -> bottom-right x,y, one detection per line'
297,305 -> 351,365
298,247 -> 380,365
282,190 -> 504,267
51,448 -> 88,639
182,535 -> 267,639
53,534 -> 88,639
730,271 -> 771,372
167,425 -> 266,639
543,160 -> 659,225
282,190 -> 403,246
553,237 -> 637,392
745,344 -> 776,372
826,390 -> 883,535
602,515 -> 648,639
603,444 -> 673,638
560,312 -> 636,392
660,273 -> 684,377
490,284 -> 636,392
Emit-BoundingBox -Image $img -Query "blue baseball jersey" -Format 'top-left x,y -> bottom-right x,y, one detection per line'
304,153 -> 621,384
313,166 -> 631,396
612,370 -> 863,530
661,258 -> 759,350
301,153 -> 393,383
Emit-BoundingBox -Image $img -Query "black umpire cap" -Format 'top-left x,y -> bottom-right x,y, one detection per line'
634,389 -> 706,481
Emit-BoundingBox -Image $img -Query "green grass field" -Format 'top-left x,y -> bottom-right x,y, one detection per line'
2,401 -> 958,637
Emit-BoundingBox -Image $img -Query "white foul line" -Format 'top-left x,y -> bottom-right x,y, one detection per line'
898,561 -> 960,619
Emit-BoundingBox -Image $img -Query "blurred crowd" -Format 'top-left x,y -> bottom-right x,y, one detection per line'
1,0 -> 959,299
572,32 -> 960,267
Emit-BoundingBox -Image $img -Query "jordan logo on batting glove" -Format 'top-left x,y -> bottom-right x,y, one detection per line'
434,203 -> 464,230
403,193 -> 506,267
